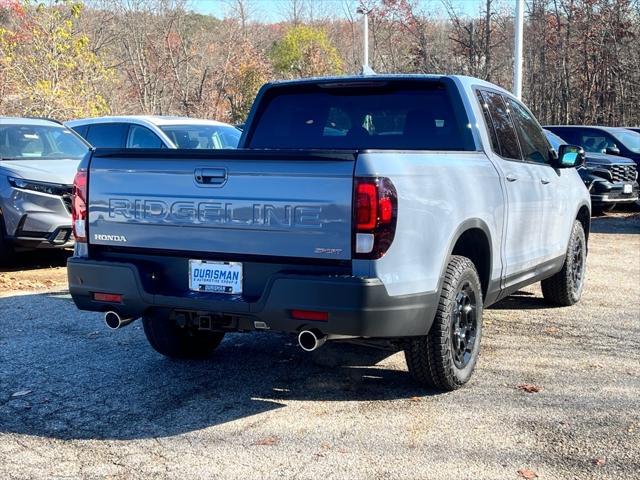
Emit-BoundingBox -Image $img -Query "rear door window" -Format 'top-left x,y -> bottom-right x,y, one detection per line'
506,98 -> 550,164
70,124 -> 88,139
480,91 -> 522,160
86,123 -> 129,148
247,81 -> 475,151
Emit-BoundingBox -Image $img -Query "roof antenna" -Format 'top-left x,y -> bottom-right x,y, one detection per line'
357,6 -> 376,75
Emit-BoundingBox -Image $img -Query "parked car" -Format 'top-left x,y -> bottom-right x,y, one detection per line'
545,125 -> 640,168
626,127 -> 640,134
545,129 -> 638,214
65,116 -> 241,149
0,117 -> 90,262
67,75 -> 590,391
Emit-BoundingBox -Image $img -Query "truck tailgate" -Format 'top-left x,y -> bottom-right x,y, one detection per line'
87,149 -> 355,260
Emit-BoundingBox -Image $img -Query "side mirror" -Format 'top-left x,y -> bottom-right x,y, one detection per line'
605,146 -> 620,155
556,144 -> 585,168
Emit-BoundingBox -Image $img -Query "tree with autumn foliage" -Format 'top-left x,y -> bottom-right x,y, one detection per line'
0,0 -> 112,119
270,24 -> 343,79
219,38 -> 270,123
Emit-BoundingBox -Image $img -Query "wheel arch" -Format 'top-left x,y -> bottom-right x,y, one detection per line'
576,203 -> 591,246
440,219 -> 494,302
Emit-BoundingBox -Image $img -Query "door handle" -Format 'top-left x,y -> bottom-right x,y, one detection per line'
506,174 -> 518,182
540,178 -> 551,185
195,168 -> 227,186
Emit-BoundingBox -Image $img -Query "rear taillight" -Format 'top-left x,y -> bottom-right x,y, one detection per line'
72,170 -> 87,243
353,177 -> 397,259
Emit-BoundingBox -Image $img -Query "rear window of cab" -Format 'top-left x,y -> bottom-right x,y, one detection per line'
246,80 -> 476,151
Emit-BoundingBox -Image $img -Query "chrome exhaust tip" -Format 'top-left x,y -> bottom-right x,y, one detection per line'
104,311 -> 136,330
298,329 -> 327,352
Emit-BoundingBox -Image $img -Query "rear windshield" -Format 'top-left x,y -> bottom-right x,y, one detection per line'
247,81 -> 475,151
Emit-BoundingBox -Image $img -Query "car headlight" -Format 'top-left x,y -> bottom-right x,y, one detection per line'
7,177 -> 70,196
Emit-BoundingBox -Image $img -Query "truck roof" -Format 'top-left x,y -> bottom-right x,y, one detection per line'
262,74 -> 513,96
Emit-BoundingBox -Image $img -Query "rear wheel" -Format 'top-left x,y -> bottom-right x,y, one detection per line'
404,255 -> 483,391
541,220 -> 586,306
142,310 -> 225,359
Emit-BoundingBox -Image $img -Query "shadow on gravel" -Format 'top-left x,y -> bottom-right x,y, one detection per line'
490,290 -> 551,311
590,213 -> 640,234
0,249 -> 71,273
0,293 -> 428,441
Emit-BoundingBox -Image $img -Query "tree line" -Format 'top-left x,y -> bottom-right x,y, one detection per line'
1,0 -> 638,126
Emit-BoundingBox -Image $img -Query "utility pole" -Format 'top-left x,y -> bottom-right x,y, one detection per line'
513,0 -> 524,99
356,6 -> 375,75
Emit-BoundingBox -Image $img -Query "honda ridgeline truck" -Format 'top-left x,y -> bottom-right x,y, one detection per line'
68,76 -> 591,391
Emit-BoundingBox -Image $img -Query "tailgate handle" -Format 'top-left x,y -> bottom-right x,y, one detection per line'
195,168 -> 227,186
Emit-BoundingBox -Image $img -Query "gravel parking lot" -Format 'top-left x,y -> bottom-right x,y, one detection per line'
0,214 -> 638,480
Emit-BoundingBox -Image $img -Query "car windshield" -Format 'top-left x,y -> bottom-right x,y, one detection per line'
611,130 -> 640,153
160,125 -> 241,149
0,124 -> 89,160
544,130 -> 566,151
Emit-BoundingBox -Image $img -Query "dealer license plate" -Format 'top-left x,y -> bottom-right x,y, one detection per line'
189,260 -> 243,294
623,183 -> 632,194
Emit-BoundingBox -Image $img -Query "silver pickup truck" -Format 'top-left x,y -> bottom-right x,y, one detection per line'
68,75 -> 591,390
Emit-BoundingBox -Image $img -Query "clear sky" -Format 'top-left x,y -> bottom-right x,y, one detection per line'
189,0 -> 487,22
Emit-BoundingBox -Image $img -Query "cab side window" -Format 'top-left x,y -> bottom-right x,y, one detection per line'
479,90 -> 522,160
506,98 -> 551,164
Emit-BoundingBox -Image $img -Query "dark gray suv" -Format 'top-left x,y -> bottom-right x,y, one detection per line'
0,118 -> 89,262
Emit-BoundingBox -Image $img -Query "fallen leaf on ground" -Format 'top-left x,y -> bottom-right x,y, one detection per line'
517,468 -> 538,479
409,396 -> 422,402
593,457 -> 606,466
254,436 -> 279,446
11,390 -> 32,397
543,327 -> 559,334
517,383 -> 542,393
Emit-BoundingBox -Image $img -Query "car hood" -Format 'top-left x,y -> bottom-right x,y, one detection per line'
0,159 -> 80,185
584,152 -> 636,166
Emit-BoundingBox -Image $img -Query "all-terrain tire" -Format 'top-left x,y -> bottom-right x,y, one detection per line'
404,255 -> 483,391
142,310 -> 225,359
541,220 -> 587,306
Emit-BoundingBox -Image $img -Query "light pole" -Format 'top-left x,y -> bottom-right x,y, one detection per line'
513,0 -> 524,99
356,6 -> 374,75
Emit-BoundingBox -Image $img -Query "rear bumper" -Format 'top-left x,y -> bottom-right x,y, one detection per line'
67,258 -> 438,338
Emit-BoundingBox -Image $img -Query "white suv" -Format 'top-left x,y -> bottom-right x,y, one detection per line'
65,116 -> 241,150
